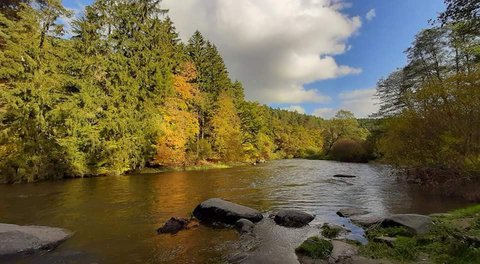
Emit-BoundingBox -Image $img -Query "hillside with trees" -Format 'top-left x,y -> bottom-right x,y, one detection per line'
0,0 -> 373,183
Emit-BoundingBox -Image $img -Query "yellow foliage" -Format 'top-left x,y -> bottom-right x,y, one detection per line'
155,63 -> 201,166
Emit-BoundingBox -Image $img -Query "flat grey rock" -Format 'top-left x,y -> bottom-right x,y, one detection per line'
329,240 -> 358,263
193,198 -> 263,225
272,210 -> 315,228
337,208 -> 369,218
0,223 -> 72,256
350,216 -> 383,228
382,214 -> 432,234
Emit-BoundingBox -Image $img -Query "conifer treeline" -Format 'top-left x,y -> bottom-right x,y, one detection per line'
1,0 -> 360,182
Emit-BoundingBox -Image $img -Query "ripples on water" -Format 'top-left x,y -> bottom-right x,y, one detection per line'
0,159 -> 472,263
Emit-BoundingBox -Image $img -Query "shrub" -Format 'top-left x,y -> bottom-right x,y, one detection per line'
330,139 -> 369,163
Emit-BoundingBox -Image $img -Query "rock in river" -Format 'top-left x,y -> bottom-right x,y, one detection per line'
235,219 -> 255,234
381,214 -> 432,234
193,198 -> 263,225
157,217 -> 193,234
333,174 -> 357,178
272,210 -> 315,228
0,223 -> 72,256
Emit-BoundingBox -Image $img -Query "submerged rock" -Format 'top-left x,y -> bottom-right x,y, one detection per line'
381,214 -> 432,234
0,223 -> 72,256
192,198 -> 263,225
272,210 -> 315,228
157,217 -> 195,234
235,219 -> 255,234
333,174 -> 357,179
337,208 -> 369,218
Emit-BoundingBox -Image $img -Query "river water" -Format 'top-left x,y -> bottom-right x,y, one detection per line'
0,159 -> 473,263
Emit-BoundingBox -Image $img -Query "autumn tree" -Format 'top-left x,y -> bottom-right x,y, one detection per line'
211,92 -> 243,162
155,62 -> 200,166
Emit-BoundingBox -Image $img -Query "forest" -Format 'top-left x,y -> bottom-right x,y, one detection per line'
0,0 -> 370,183
0,0 -> 478,185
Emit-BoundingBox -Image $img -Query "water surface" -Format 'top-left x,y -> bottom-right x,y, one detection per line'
0,159 -> 472,263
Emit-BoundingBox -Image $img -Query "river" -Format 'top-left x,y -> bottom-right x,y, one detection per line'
0,159 -> 473,263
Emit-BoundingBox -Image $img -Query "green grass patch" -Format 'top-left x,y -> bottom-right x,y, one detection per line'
359,237 -> 418,262
365,226 -> 413,241
295,236 -> 333,259
321,224 -> 342,239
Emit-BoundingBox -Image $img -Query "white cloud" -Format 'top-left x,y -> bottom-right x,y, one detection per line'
338,88 -> 379,117
366,9 -> 376,21
312,108 -> 336,119
163,0 -> 362,104
284,105 -> 306,114
312,88 -> 379,119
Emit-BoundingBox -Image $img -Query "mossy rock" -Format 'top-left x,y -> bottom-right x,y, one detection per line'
295,236 -> 333,259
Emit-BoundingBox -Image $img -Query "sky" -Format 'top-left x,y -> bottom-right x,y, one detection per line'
62,0 -> 446,119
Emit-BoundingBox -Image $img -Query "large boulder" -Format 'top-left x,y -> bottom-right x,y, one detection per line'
0,223 -> 72,256
192,198 -> 263,225
381,214 -> 432,234
272,210 -> 315,228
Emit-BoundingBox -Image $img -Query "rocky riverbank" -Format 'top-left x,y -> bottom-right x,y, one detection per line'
158,198 -> 480,264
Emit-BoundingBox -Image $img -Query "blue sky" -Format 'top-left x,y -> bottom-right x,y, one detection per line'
62,0 -> 446,118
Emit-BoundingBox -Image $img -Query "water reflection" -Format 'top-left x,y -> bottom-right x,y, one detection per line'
0,159 -> 474,264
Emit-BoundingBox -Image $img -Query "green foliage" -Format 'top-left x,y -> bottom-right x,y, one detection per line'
330,139 -> 369,163
295,237 -> 333,259
321,110 -> 371,162
0,0 -> 359,182
375,2 -> 480,182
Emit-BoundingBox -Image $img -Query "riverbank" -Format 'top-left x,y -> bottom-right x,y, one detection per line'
357,205 -> 480,263
137,162 -> 234,174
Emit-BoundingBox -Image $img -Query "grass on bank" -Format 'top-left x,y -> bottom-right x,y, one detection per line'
359,205 -> 480,263
295,236 -> 333,259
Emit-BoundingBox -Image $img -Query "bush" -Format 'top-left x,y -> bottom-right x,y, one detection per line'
330,139 -> 369,163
